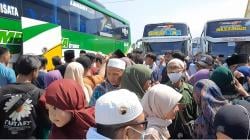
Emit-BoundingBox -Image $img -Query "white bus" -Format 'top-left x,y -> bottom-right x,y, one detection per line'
137,22 -> 192,56
201,18 -> 250,57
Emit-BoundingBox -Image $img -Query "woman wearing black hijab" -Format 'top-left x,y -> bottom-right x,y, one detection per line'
214,101 -> 250,139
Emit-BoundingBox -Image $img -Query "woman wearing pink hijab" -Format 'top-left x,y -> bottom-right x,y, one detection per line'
64,62 -> 92,103
141,84 -> 182,139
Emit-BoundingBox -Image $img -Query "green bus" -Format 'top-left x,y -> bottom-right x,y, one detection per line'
0,0 -> 131,68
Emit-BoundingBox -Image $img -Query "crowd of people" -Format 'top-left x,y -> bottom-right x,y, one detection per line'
0,46 -> 250,139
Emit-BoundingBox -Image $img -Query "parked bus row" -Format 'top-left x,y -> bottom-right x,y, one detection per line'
137,18 -> 250,58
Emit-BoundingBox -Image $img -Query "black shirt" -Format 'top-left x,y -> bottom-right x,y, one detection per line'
0,83 -> 50,139
56,64 -> 68,77
161,67 -> 170,84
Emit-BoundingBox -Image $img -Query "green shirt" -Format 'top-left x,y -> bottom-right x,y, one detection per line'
167,82 -> 198,139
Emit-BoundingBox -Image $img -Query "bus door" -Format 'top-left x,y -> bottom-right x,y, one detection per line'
21,17 -> 62,70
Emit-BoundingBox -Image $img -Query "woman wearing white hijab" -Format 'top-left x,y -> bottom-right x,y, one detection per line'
64,62 -> 92,103
141,84 -> 182,140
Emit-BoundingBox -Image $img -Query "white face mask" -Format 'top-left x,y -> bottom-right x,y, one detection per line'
168,72 -> 183,83
128,126 -> 146,140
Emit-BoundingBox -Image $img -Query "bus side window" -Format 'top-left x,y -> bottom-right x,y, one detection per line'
56,0 -> 70,29
69,2 -> 97,34
112,18 -> 129,41
69,11 -> 80,32
22,0 -> 70,29
23,0 -> 54,23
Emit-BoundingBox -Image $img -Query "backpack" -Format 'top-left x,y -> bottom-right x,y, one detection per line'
0,88 -> 38,139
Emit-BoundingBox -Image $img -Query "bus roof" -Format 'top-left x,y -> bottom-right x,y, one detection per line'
205,18 -> 250,24
79,0 -> 130,25
203,18 -> 250,42
145,22 -> 189,26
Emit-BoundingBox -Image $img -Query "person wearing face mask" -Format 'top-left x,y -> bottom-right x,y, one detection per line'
87,89 -> 145,139
141,84 -> 183,140
166,58 -> 198,139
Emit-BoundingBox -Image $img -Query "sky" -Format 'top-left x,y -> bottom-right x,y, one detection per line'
98,0 -> 248,43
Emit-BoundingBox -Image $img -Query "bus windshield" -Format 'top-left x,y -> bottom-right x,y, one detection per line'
208,41 -> 250,56
145,41 -> 186,55
209,42 -> 235,56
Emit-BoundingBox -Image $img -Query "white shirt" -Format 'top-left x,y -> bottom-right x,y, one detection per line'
86,127 -> 111,140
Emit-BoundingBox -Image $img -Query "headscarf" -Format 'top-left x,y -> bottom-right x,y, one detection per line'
120,64 -> 152,98
214,104 -> 250,139
64,62 -> 85,87
44,79 -> 95,139
189,69 -> 210,86
64,62 -> 91,102
210,66 -> 235,97
167,58 -> 185,70
142,84 -> 182,124
193,79 -> 228,139
44,70 -> 62,88
121,57 -> 135,67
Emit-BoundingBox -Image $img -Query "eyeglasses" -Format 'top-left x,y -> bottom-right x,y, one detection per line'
114,120 -> 148,131
128,120 -> 148,130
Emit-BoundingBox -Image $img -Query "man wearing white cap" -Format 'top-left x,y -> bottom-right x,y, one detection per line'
87,89 -> 146,139
89,58 -> 126,106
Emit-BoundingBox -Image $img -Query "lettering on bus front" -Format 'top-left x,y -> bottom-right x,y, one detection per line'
0,30 -> 22,45
148,29 -> 182,36
206,19 -> 250,38
143,23 -> 187,37
216,25 -> 247,32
